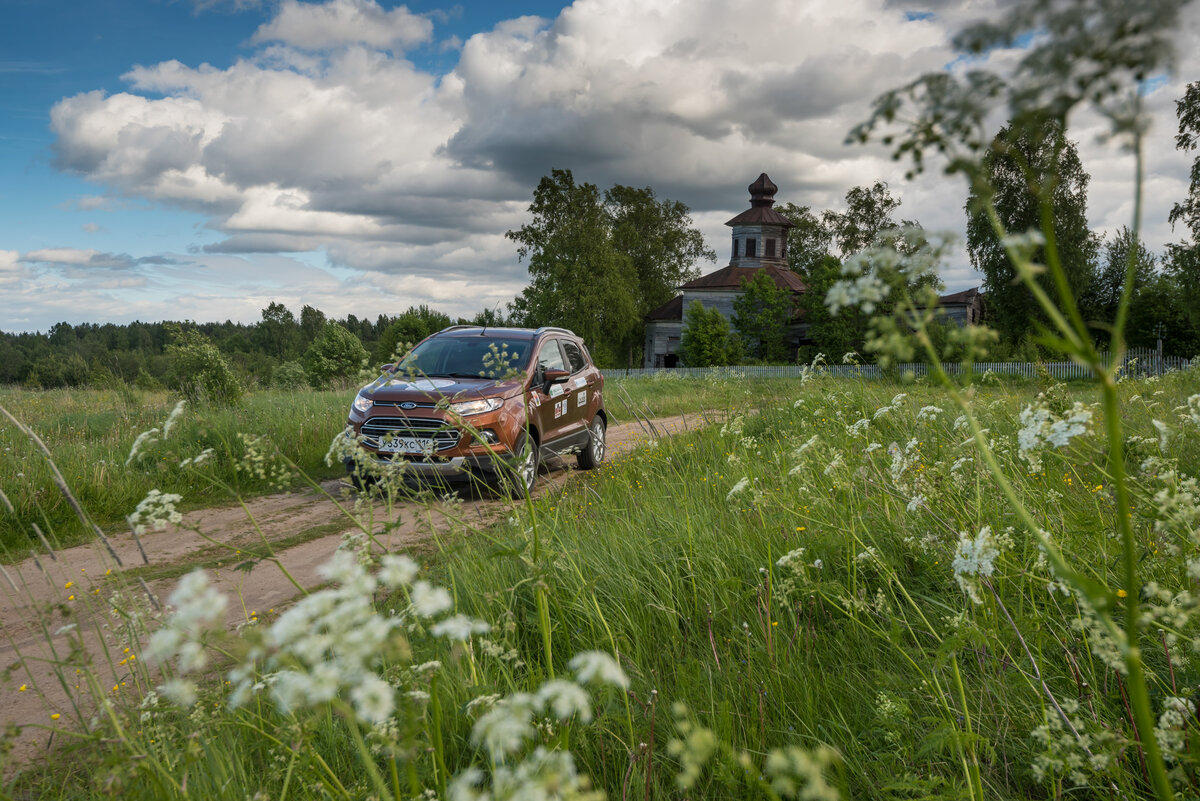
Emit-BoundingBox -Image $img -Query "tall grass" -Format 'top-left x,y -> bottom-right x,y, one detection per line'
0,387 -> 352,554
6,367 -> 1199,799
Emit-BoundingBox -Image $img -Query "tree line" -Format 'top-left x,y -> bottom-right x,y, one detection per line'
0,302 -> 494,394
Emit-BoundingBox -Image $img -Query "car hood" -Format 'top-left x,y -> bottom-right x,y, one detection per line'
361,374 -> 522,403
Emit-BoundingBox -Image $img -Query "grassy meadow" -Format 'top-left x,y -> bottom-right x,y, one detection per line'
4,366 -> 1200,799
0,376 -> 794,558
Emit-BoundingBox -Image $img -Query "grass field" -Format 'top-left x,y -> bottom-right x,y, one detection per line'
0,376 -> 795,557
5,366 -> 1200,799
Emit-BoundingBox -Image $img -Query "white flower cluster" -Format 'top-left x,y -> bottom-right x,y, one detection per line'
1017,399 -> 1094,471
1155,696 -> 1195,762
845,417 -> 871,438
916,405 -> 943,422
450,653 -> 626,800
873,393 -> 908,420
236,433 -> 290,490
1184,394 -> 1200,427
951,525 -> 999,605
887,438 -> 921,493
127,488 -> 183,536
145,570 -> 229,704
226,550 -> 460,723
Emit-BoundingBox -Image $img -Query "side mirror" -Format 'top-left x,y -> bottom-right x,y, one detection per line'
380,363 -> 397,374
542,367 -> 569,394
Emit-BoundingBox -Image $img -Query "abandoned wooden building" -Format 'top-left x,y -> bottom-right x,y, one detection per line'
642,173 -> 984,368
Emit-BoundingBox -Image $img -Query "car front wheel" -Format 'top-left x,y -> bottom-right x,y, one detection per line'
504,432 -> 540,498
576,416 -> 606,470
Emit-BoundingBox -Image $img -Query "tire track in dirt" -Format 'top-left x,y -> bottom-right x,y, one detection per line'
0,413 -> 709,767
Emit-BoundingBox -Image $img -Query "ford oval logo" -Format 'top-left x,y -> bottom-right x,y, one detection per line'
400,402 -> 417,410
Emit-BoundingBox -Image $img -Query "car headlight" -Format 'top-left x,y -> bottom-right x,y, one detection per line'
450,397 -> 503,416
352,393 -> 373,413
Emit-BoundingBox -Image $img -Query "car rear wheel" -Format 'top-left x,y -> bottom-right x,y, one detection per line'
576,416 -> 606,470
504,432 -> 539,498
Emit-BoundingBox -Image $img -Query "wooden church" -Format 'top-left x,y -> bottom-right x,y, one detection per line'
643,173 -> 808,368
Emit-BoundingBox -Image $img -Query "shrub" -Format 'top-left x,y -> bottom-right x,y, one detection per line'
271,360 -> 309,389
304,323 -> 369,388
679,300 -> 741,366
166,327 -> 243,406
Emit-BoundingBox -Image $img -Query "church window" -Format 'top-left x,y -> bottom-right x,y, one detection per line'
732,238 -> 739,257
765,238 -> 776,258
746,238 -> 757,257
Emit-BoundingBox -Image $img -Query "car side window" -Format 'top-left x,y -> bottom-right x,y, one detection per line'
562,340 -> 587,373
537,339 -> 566,372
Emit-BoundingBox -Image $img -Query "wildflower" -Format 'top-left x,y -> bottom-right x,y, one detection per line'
569,651 -> 629,689
1152,419 -> 1170,452
536,680 -> 593,722
472,693 -> 537,759
1017,399 -> 1093,471
916,405 -> 942,421
349,675 -> 395,724
160,678 -> 198,707
726,477 -> 751,502
906,494 -> 926,513
127,489 -> 184,536
431,614 -> 491,641
1116,589 -> 1128,598
764,745 -> 840,801
952,525 -> 999,605
146,569 -> 227,670
411,581 -> 453,618
50,713 -> 60,721
378,553 -> 419,588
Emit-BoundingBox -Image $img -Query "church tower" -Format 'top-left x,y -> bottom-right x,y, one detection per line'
725,173 -> 793,268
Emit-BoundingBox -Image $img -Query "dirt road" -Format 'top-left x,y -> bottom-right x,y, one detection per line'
0,413 -> 707,765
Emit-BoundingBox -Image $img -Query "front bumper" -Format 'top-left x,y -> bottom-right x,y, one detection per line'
345,450 -> 510,481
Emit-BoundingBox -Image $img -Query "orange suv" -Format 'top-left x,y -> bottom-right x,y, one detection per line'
343,325 -> 606,495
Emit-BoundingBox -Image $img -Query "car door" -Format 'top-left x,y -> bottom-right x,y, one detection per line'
526,338 -> 571,443
559,338 -> 594,435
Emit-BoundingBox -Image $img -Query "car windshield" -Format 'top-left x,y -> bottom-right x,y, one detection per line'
395,337 -> 532,380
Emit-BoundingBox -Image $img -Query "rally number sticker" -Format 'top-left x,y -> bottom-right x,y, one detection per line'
576,389 -> 586,407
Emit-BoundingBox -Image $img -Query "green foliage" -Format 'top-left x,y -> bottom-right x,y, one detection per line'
679,301 -> 741,366
1170,80 -> 1200,243
822,181 -> 901,256
271,360 -> 309,389
775,202 -> 832,279
254,301 -> 303,360
1082,226 -> 1157,329
799,256 -> 866,359
966,120 -> 1099,343
731,271 -> 793,362
303,323 -> 369,388
605,183 -> 716,317
374,305 -> 453,362
165,326 -> 242,406
507,169 -> 712,367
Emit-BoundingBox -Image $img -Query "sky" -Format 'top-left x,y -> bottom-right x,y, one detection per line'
1,0 -> 1198,334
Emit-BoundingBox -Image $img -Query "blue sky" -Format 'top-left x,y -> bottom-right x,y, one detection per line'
1,0 -> 1197,333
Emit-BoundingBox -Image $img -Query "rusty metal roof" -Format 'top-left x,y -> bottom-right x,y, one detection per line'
725,172 -> 794,228
938,287 -> 981,305
679,265 -> 807,293
645,294 -> 684,321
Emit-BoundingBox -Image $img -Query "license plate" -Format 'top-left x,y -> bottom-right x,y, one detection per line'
377,436 -> 434,455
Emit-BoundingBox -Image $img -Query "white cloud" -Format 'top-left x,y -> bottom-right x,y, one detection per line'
36,0 -> 1200,329
251,0 -> 432,52
22,248 -> 138,269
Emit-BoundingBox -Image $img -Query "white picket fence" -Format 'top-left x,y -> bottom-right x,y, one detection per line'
602,349 -> 1193,382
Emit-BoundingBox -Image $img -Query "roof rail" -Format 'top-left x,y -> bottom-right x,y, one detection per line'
533,326 -> 575,337
437,324 -> 477,333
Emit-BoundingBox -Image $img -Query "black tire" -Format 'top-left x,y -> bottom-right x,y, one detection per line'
504,432 -> 540,499
576,416 -> 606,470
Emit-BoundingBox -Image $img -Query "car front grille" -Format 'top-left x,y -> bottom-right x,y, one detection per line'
361,415 -> 461,451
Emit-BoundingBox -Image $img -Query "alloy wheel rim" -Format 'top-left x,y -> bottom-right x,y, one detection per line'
593,421 -> 605,462
521,446 -> 536,489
